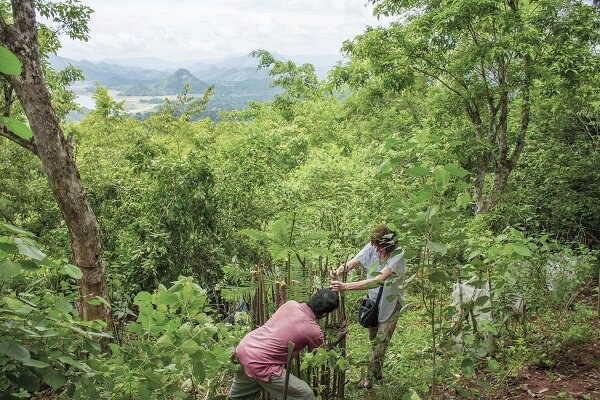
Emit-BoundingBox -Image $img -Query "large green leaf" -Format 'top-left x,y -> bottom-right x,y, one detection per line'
0,223 -> 34,237
475,296 -> 490,307
428,271 -> 450,283
415,190 -> 432,202
0,46 -> 22,75
461,358 -> 474,377
0,341 -> 31,362
87,296 -> 111,308
14,238 -> 45,260
192,353 -> 206,384
0,240 -> 18,253
434,169 -> 450,192
4,296 -> 27,311
380,160 -> 392,174
0,260 -> 22,279
405,165 -> 429,177
426,241 -> 447,255
54,298 -> 74,314
138,384 -> 152,399
59,355 -> 88,371
180,339 -> 201,355
0,117 -> 33,140
43,369 -> 67,390
62,264 -> 83,279
155,290 -> 179,307
133,291 -> 152,306
488,358 -> 500,372
22,358 -> 49,368
402,390 -> 422,400
512,242 -> 531,257
445,163 -> 469,177
456,193 -> 471,209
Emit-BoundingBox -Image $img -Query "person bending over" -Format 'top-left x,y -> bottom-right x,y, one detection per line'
330,225 -> 405,388
228,288 -> 341,400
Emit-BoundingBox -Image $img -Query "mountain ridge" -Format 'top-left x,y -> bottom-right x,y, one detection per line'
49,53 -> 334,120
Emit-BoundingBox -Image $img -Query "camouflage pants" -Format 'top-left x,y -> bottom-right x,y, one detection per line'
367,301 -> 402,380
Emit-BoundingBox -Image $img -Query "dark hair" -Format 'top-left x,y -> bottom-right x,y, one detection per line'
370,225 -> 397,255
307,289 -> 339,316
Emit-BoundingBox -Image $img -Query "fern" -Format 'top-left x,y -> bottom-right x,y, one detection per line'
221,264 -> 251,284
221,284 -> 257,302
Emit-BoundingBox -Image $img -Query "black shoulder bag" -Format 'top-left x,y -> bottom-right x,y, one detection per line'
358,285 -> 384,328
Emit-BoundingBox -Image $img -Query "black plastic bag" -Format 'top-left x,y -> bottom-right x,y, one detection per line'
358,298 -> 379,328
357,285 -> 384,328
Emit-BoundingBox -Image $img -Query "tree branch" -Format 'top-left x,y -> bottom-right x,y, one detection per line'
412,66 -> 463,97
508,53 -> 531,169
466,20 -> 501,158
0,125 -> 36,154
413,51 -> 470,93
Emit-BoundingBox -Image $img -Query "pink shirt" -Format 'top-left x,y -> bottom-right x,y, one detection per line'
235,300 -> 324,381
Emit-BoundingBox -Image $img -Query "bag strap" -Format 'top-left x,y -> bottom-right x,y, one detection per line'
374,284 -> 384,306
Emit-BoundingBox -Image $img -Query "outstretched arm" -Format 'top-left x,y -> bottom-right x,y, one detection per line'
330,266 -> 393,292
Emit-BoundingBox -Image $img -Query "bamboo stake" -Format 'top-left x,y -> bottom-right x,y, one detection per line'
283,341 -> 296,400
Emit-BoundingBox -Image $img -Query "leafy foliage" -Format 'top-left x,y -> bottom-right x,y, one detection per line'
1,1 -> 599,399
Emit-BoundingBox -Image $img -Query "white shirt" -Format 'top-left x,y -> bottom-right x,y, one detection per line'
355,243 -> 405,323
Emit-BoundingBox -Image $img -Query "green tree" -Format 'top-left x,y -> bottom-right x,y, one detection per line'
251,49 -> 322,120
0,0 -> 112,324
337,0 -> 600,213
90,85 -> 126,120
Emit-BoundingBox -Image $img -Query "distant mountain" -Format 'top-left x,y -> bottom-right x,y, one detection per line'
53,52 -> 339,82
48,55 -> 168,86
165,69 -> 208,92
49,53 -> 336,121
120,69 -> 211,96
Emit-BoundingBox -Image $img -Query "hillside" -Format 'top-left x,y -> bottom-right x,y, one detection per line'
49,55 -> 168,87
119,69 -> 211,96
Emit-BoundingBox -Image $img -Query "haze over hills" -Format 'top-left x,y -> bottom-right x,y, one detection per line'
93,53 -> 340,77
50,53 -> 339,120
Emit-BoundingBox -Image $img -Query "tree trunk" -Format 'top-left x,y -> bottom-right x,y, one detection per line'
0,0 -> 112,325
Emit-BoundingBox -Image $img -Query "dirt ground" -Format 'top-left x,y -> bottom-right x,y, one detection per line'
497,327 -> 600,400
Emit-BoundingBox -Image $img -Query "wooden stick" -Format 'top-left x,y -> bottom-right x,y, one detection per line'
283,341 -> 296,400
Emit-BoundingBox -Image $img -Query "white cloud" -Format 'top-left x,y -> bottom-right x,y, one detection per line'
56,0 -> 388,61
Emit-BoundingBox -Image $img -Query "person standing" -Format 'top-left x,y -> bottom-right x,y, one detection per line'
228,289 -> 341,400
330,225 -> 405,388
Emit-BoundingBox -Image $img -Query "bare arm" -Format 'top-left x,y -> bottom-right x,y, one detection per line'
330,266 -> 393,292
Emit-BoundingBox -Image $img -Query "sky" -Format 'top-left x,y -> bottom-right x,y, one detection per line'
57,0 -> 389,62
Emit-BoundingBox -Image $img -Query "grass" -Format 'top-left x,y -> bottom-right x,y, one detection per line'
342,295 -> 432,400
338,292 -> 600,400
